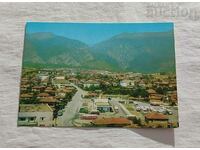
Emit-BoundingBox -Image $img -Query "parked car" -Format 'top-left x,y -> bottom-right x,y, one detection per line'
114,106 -> 119,112
166,109 -> 173,115
136,106 -> 141,111
57,110 -> 63,116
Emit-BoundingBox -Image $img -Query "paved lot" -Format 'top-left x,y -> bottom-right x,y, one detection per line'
133,101 -> 178,123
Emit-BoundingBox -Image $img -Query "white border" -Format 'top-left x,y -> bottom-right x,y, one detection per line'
0,0 -> 199,2
0,148 -> 196,149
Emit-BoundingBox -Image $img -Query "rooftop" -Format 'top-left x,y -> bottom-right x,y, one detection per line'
19,104 -> 53,112
92,117 -> 131,125
39,97 -> 58,103
145,113 -> 168,120
95,102 -> 110,106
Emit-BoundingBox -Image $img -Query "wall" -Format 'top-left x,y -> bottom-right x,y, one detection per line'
0,2 -> 200,148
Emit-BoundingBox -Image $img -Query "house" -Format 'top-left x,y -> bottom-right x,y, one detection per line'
120,80 -> 135,87
160,81 -> 169,87
52,79 -> 70,89
83,80 -> 100,88
18,104 -> 53,127
38,75 -> 49,81
39,96 -> 59,107
138,80 -> 146,87
81,114 -> 98,120
92,117 -> 131,127
84,92 -> 98,98
147,89 -> 157,95
41,79 -> 49,86
96,102 -> 113,113
92,98 -> 113,113
56,88 -> 74,98
20,84 -> 29,92
55,76 -> 65,80
20,93 -> 33,101
68,77 -> 79,84
44,87 -> 55,96
37,93 -> 50,99
149,94 -> 163,106
145,112 -> 169,128
32,86 -> 45,92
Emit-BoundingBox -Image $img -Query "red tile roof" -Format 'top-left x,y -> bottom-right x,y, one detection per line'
145,113 -> 168,120
92,117 -> 131,125
38,93 -> 49,97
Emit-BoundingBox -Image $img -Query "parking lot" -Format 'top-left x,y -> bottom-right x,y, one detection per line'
133,101 -> 178,123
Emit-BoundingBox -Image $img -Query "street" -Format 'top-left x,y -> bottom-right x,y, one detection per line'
57,83 -> 87,126
109,99 -> 132,117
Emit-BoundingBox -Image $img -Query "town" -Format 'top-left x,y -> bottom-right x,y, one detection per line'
18,68 -> 179,128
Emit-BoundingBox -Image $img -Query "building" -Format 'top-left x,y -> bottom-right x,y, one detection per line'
38,75 -> 49,81
52,79 -> 70,89
120,80 -> 135,87
92,117 -> 131,127
55,86 -> 75,98
149,94 -> 163,106
83,80 -> 100,88
20,93 -> 33,101
55,76 -> 65,80
32,86 -> 45,92
145,112 -> 169,128
18,104 -> 53,127
93,98 -> 113,113
39,96 -> 59,107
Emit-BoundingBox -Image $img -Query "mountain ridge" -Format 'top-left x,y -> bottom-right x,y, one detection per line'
23,31 -> 176,73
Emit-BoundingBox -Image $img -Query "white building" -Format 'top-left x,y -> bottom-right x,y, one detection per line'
18,104 -> 53,127
38,75 -> 49,81
83,81 -> 100,88
120,80 -> 135,87
55,76 -> 65,80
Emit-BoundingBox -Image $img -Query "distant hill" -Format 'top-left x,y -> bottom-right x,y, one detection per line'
92,31 -> 175,73
23,31 -> 176,73
23,32 -> 94,68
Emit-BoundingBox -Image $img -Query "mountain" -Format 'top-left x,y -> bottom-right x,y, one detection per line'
92,31 -> 176,73
23,31 -> 176,73
23,32 -> 94,68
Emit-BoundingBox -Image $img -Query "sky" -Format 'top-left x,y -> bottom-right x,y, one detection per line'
26,22 -> 173,45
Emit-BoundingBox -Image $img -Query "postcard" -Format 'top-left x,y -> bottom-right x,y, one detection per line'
18,22 -> 178,128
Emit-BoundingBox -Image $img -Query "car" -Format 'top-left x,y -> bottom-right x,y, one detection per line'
143,106 -> 148,111
57,110 -> 63,116
166,109 -> 173,115
114,106 -> 119,112
157,109 -> 165,113
136,106 -> 141,111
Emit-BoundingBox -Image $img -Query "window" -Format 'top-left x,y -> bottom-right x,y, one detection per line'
40,117 -> 45,121
18,117 -> 26,121
28,117 -> 36,122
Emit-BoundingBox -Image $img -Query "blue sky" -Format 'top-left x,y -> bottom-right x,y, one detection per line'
26,22 -> 173,45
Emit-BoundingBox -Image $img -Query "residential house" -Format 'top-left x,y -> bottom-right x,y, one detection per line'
149,94 -> 163,106
18,104 -> 53,127
145,112 -> 169,128
92,117 -> 131,127
52,79 -> 70,89
83,80 -> 100,88
120,80 -> 135,87
93,98 -> 113,113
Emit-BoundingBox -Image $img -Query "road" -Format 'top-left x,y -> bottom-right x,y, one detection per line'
57,83 -> 87,126
109,99 -> 132,117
